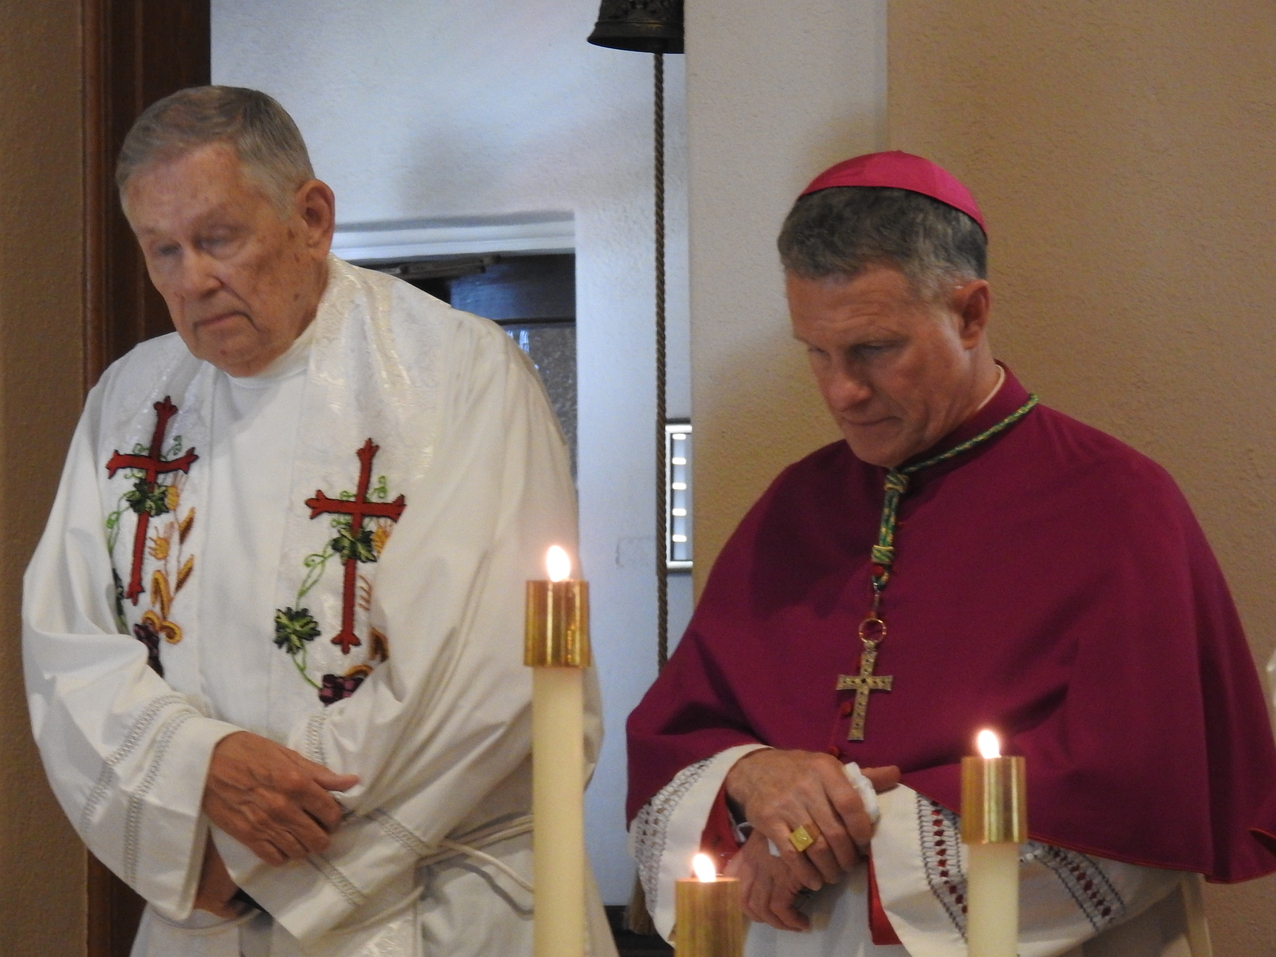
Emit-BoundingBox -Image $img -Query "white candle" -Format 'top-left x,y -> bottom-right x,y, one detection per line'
526,546 -> 590,957
961,730 -> 1027,957
1179,873 -> 1214,957
673,854 -> 744,957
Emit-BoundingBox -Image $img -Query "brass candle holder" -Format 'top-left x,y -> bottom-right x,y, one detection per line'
524,579 -> 590,667
960,752 -> 1027,845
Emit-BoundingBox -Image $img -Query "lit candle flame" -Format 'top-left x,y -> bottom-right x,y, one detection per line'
546,545 -> 572,582
692,853 -> 717,882
977,729 -> 1001,759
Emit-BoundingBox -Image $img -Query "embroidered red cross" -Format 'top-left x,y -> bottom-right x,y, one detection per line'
306,439 -> 406,653
106,397 -> 199,604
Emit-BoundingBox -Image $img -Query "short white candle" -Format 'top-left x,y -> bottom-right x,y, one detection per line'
674,854 -> 743,957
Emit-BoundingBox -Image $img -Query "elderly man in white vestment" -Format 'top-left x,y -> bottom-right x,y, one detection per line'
23,86 -> 617,957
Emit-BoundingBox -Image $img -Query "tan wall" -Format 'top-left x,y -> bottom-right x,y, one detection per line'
688,0 -> 1276,951
888,1 -> 1276,951
0,3 -> 87,954
686,1 -> 887,592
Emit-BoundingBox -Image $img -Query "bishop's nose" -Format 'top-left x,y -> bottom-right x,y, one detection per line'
822,367 -> 875,413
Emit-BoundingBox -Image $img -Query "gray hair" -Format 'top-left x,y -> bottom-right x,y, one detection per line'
777,187 -> 987,297
116,86 -> 314,215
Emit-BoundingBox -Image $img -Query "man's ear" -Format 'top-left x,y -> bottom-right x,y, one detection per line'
294,179 -> 336,259
951,279 -> 991,347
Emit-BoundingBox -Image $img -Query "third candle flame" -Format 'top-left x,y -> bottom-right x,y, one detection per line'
546,545 -> 572,582
692,853 -> 717,882
977,729 -> 1002,759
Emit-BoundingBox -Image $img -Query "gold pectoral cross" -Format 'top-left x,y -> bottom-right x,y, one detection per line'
836,629 -> 893,741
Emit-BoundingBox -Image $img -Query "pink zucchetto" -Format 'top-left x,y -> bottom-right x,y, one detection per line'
799,151 -> 987,235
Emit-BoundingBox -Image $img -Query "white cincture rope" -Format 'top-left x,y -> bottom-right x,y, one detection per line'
420,815 -> 535,893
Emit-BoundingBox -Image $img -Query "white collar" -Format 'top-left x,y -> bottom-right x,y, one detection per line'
972,363 -> 1006,415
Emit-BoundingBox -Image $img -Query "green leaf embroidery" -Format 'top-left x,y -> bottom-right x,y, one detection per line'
123,477 -> 173,517
330,526 -> 377,564
274,607 -> 321,656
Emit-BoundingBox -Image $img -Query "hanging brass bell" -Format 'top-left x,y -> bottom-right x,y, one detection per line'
587,0 -> 684,54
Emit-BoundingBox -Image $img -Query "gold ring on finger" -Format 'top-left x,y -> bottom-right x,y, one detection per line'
788,821 -> 821,854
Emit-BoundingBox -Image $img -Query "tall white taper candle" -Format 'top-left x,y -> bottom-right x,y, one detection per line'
532,666 -> 584,957
526,546 -> 590,957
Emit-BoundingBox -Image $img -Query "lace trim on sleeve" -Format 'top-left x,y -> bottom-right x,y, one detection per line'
308,855 -> 367,908
915,795 -> 1127,940
123,708 -> 198,884
79,693 -> 187,835
916,797 -> 969,937
1026,843 -> 1126,931
630,758 -> 711,919
302,710 -> 329,767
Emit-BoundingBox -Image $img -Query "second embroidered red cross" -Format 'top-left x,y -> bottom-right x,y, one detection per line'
305,438 -> 407,653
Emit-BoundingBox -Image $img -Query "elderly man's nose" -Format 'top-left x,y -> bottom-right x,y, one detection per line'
178,252 -> 220,296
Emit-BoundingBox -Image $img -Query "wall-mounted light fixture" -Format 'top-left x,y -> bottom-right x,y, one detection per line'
665,422 -> 692,571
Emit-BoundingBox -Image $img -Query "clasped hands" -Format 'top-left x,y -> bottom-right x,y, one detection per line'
192,736 -> 899,928
723,748 -> 900,931
194,731 -> 358,917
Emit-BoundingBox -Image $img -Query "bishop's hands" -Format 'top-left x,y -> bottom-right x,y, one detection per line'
202,731 -> 359,866
723,748 -> 900,929
725,829 -> 814,930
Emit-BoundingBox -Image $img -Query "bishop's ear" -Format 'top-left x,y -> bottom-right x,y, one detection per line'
951,278 -> 991,345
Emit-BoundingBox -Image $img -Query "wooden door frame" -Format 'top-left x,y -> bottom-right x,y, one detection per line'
81,1 -> 209,953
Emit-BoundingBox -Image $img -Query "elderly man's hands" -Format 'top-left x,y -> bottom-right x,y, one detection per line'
203,731 -> 359,866
724,749 -> 900,904
193,834 -> 240,918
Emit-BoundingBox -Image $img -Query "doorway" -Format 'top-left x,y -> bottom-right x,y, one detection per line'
363,252 -> 578,474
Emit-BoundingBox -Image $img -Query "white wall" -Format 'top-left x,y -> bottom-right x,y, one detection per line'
212,0 -> 689,902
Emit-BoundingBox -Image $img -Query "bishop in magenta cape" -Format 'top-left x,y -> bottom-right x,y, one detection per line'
628,367 -> 1276,883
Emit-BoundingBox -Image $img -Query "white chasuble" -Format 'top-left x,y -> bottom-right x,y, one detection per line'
24,257 -> 617,957
631,748 -> 1198,957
